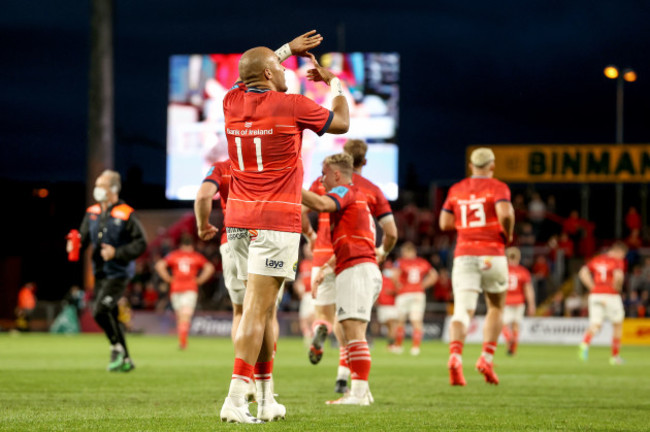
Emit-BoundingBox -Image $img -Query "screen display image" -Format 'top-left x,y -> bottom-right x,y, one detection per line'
167,52 -> 399,200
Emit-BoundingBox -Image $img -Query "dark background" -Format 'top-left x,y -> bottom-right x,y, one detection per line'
1,0 -> 649,305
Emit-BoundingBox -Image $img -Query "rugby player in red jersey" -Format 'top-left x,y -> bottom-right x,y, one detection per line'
502,247 -> 535,356
439,148 -> 515,386
302,139 -> 397,395
154,234 -> 215,350
376,262 -> 399,351
214,31 -> 349,423
578,242 -> 627,365
302,153 -> 381,405
391,242 -> 438,356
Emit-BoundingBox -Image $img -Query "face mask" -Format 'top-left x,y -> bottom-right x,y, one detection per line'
93,186 -> 108,202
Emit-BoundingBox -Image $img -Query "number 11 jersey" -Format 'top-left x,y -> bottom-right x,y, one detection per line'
442,177 -> 511,257
223,82 -> 333,233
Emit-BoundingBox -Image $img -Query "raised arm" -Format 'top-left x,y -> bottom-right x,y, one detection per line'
306,54 -> 349,134
302,188 -> 338,213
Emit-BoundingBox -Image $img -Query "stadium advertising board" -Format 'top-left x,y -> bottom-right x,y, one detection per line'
167,52 -> 400,200
622,318 -> 650,345
467,145 -> 650,183
443,316 -> 613,346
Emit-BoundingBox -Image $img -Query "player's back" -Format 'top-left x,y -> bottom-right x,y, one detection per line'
309,176 -> 334,266
223,85 -> 332,233
352,172 -> 392,220
587,254 -> 623,295
506,264 -> 530,305
443,177 -> 511,257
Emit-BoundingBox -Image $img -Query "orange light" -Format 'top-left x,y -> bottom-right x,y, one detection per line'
37,188 -> 49,198
604,65 -> 619,79
624,70 -> 637,82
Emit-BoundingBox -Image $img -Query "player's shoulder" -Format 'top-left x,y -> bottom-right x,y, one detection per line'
353,173 -> 380,193
111,203 -> 135,221
86,203 -> 102,214
328,184 -> 352,199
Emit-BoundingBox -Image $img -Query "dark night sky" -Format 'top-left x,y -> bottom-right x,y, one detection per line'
2,0 -> 650,188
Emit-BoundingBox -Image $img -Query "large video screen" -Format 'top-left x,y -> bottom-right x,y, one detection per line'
167,52 -> 399,200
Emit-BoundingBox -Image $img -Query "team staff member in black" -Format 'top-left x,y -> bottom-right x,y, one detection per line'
68,169 -> 147,372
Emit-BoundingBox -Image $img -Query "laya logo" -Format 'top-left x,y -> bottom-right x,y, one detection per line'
265,259 -> 284,269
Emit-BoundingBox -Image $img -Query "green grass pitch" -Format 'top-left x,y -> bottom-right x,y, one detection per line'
1,333 -> 649,431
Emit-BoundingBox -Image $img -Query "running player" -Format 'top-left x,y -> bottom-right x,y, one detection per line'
439,147 -> 514,386
392,242 -> 438,356
217,31 -> 350,423
302,153 -> 382,405
302,138 -> 397,394
578,242 -> 627,365
154,234 -> 215,350
502,247 -> 535,356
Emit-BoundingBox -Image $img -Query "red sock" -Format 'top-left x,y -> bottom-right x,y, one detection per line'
412,328 -> 423,348
313,319 -> 332,335
449,340 -> 463,356
347,340 -> 371,381
232,358 -> 254,383
178,321 -> 190,348
612,338 -> 621,357
254,360 -> 273,383
339,345 -> 350,368
502,326 -> 513,343
583,332 -> 593,345
395,326 -> 405,347
273,342 -> 277,359
482,341 -> 497,359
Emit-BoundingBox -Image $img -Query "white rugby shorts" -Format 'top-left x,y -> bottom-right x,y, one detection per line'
220,242 -> 246,305
376,305 -> 398,324
312,266 -> 337,306
170,291 -> 198,312
395,292 -> 426,323
503,303 -> 526,325
226,228 -> 300,282
299,293 -> 315,320
451,255 -> 508,294
335,262 -> 382,323
588,293 -> 624,325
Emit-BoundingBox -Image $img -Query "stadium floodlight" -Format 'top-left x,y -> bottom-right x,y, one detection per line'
604,65 -> 619,79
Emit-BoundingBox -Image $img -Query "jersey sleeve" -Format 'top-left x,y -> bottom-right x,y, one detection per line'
326,185 -> 353,211
203,164 -> 223,189
164,252 -> 175,266
370,186 -> 393,219
522,267 -> 532,284
495,181 -> 511,203
442,187 -> 456,213
294,95 -> 334,136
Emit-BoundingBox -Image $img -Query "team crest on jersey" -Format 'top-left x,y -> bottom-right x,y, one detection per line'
244,122 -> 252,128
206,166 -> 214,176
330,186 -> 349,199
248,229 -> 258,241
481,257 -> 492,271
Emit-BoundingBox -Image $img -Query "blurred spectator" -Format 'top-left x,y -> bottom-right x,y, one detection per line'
15,282 -> 37,331
625,229 -> 643,268
517,222 -> 536,268
512,193 -> 526,212
546,195 -> 557,214
432,268 -> 452,303
625,290 -> 644,318
50,285 -> 85,334
625,206 -> 642,234
528,193 -> 546,235
548,291 -> 564,317
128,282 -> 144,309
533,255 -> 550,302
563,210 -> 583,252
640,291 -> 649,317
564,291 -> 583,317
142,281 -> 159,310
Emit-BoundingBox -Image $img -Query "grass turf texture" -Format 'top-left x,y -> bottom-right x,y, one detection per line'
1,334 -> 648,431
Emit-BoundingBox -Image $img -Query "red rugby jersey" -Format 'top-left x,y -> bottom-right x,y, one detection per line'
586,254 -> 624,295
326,184 -> 377,275
506,264 -> 531,305
223,83 -> 333,233
298,258 -> 313,293
395,257 -> 432,295
163,250 -> 209,293
442,177 -> 511,257
377,276 -> 397,306
203,160 -> 231,245
309,177 -> 335,267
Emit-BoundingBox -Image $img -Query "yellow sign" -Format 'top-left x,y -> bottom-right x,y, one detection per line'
467,145 -> 650,182
622,318 -> 650,345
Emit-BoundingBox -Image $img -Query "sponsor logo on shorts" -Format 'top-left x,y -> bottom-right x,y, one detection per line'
481,257 -> 492,271
265,259 -> 284,269
338,307 -> 346,315
226,228 -> 248,240
293,261 -> 298,272
357,306 -> 366,314
248,229 -> 258,241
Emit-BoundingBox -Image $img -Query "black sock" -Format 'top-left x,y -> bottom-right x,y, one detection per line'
94,308 -> 119,346
111,306 -> 130,358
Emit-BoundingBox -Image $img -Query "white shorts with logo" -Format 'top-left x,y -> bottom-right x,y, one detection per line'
170,291 -> 198,312
220,242 -> 246,305
377,305 -> 398,324
451,255 -> 508,294
226,228 -> 300,282
312,266 -> 337,306
589,293 -> 624,325
336,262 -> 382,323
299,294 -> 315,320
396,292 -> 426,323
503,303 -> 526,325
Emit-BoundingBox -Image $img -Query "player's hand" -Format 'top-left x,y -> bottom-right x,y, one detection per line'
198,224 -> 219,241
312,271 -> 325,299
306,53 -> 336,85
289,30 -> 323,57
527,306 -> 536,316
306,231 -> 317,252
100,243 -> 116,261
375,247 -> 387,265
66,240 -> 73,253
